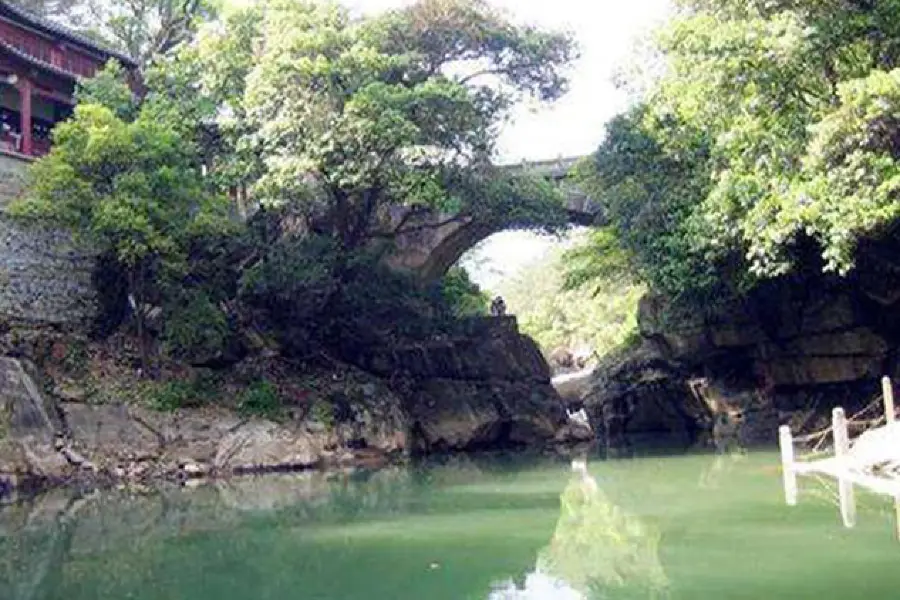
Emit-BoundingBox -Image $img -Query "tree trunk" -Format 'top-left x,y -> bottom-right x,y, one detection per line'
129,266 -> 150,376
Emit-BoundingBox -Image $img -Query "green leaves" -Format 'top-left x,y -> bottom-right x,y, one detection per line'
440,266 -> 489,317
561,228 -> 632,295
784,69 -> 900,273
498,232 -> 644,357
191,0 -> 575,248
75,61 -> 138,121
576,0 -> 900,306
98,0 -> 218,66
12,97 -> 229,276
575,108 -> 722,303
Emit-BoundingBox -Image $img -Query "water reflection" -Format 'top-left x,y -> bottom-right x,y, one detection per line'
0,468 -> 417,600
5,452 -> 900,599
0,491 -> 92,600
489,455 -> 669,599
699,436 -> 748,490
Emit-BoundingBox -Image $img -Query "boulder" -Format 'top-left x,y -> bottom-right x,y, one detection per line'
548,347 -> 575,372
358,317 -> 552,383
63,403 -> 163,465
552,367 -> 595,402
501,382 -> 569,446
407,380 -> 503,451
330,397 -> 409,457
214,421 -> 323,472
584,343 -> 710,450
406,379 -> 565,452
349,315 -> 577,452
0,357 -> 68,487
762,355 -> 881,386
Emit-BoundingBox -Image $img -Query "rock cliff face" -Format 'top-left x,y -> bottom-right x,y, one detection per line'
0,317 -> 579,494
585,252 -> 900,450
0,356 -> 411,493
353,317 -> 573,452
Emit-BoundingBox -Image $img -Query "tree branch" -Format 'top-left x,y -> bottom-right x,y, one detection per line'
457,68 -> 506,86
373,210 -> 470,240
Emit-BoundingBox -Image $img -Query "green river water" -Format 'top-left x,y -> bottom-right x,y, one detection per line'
2,450 -> 899,599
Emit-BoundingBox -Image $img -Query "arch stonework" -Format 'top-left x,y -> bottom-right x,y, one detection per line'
383,156 -> 603,282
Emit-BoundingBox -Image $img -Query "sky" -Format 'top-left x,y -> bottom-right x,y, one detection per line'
342,0 -> 672,164
430,0 -> 673,289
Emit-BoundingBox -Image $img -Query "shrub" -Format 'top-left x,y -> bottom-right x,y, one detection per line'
439,266 -> 489,317
238,379 -> 283,420
162,289 -> 232,363
146,370 -> 222,411
309,399 -> 335,430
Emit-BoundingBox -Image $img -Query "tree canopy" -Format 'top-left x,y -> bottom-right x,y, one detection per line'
497,229 -> 643,357
188,0 -> 576,249
10,0 -> 577,365
575,0 -> 900,305
10,0 -> 216,66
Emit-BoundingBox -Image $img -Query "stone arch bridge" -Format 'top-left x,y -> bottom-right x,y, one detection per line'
384,155 -> 601,282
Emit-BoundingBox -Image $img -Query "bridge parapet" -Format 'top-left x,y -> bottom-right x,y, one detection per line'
500,156 -> 600,217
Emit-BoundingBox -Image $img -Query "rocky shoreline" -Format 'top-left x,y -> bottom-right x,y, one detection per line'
0,317 -> 594,498
0,392 -> 591,499
576,265 -> 900,453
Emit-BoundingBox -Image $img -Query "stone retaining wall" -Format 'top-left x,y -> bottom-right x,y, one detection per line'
0,152 -> 97,327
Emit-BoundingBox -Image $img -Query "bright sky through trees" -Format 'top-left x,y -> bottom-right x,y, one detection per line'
224,0 -> 672,163
445,0 -> 673,289
344,0 -> 672,163
224,0 -> 672,288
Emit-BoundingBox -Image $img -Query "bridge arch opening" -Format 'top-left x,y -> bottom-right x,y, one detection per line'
455,225 -> 643,373
380,156 -> 603,283
458,229 -> 577,293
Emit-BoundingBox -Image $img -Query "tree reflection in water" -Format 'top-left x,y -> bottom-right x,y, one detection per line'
489,456 -> 669,600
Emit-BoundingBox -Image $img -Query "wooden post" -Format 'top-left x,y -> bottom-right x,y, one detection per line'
883,376 -> 895,424
833,407 -> 857,528
779,425 -> 797,506
17,77 -> 32,156
882,377 -> 900,540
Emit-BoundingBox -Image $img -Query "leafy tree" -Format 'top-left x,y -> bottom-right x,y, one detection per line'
561,227 -> 634,295
73,60 -> 139,120
8,0 -> 82,18
10,0 -> 216,67
572,109 -> 724,305
10,65 -> 232,367
575,0 -> 900,304
91,0 -> 217,67
497,231 -> 644,358
10,0 -> 579,372
439,266 -> 489,317
190,0 -> 576,255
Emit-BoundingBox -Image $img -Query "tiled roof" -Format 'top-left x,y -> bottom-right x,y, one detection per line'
0,1 -> 136,67
0,37 -> 78,82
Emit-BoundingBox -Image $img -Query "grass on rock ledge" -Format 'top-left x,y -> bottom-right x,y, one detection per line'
38,332 -> 390,426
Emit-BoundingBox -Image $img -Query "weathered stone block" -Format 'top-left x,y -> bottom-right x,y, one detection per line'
63,403 -> 162,464
784,328 -> 888,358
0,153 -> 97,327
214,421 -> 322,472
764,356 -> 880,386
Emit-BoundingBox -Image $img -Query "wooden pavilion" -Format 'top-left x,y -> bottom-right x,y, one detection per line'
0,1 -> 136,157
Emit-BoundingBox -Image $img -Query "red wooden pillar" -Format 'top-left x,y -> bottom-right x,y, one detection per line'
18,77 -> 32,155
